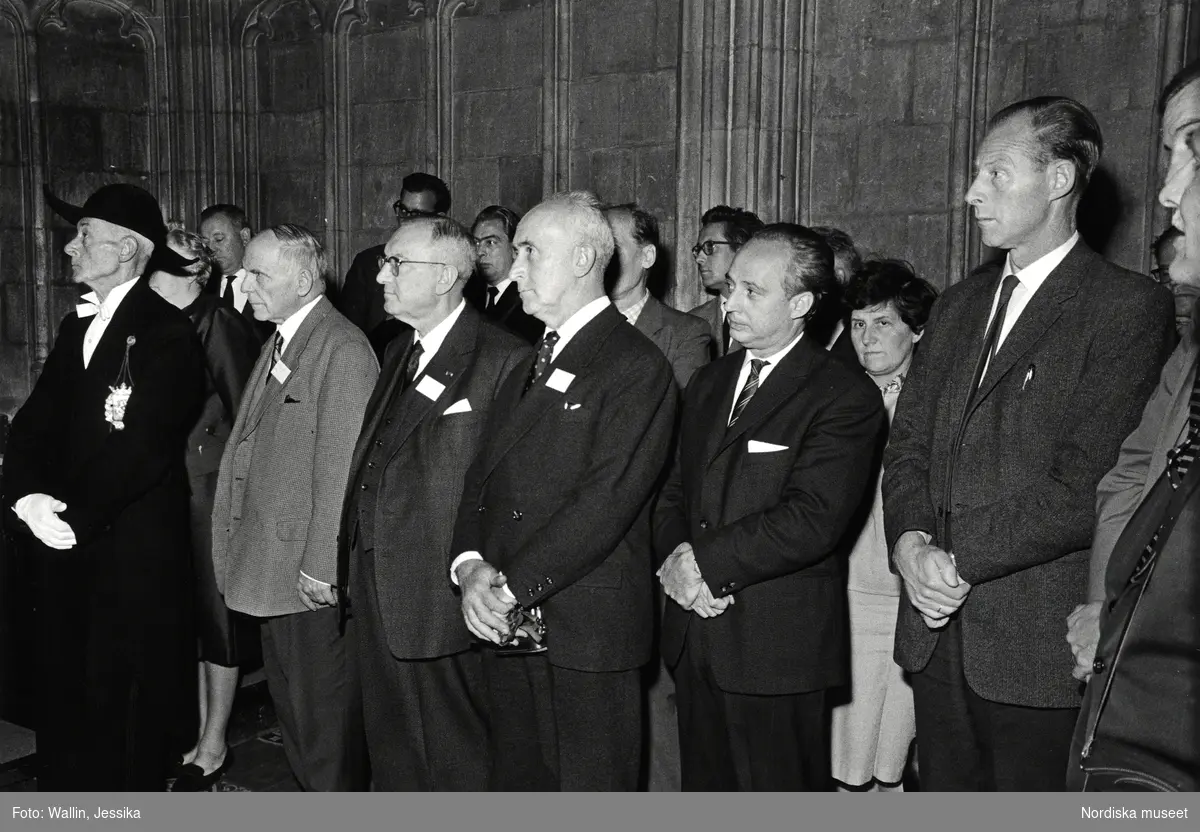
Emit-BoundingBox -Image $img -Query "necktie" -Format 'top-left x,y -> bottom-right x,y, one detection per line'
487,286 -> 500,311
266,332 -> 283,382
973,273 -> 1021,389
728,359 -> 768,429
222,277 -> 235,305
721,315 -> 731,357
523,331 -> 560,395
404,341 -> 424,389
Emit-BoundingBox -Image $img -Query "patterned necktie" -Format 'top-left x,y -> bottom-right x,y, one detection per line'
523,331 -> 560,395
404,341 -> 424,389
1130,363 -> 1200,583
487,286 -> 500,311
266,332 -> 283,381
728,358 -> 768,428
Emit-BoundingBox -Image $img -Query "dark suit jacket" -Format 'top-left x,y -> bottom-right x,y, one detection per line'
204,272 -> 274,342
827,324 -> 860,366
654,336 -> 886,695
212,297 -> 379,617
451,303 -> 677,673
883,240 -> 1174,708
689,295 -> 743,361
338,306 -> 531,659
633,295 -> 711,390
466,278 -> 544,345
338,244 -> 389,338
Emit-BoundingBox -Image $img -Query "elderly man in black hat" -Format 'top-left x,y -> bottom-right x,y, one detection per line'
3,183 -> 206,790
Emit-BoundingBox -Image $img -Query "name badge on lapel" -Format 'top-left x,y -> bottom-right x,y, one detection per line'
416,375 -> 446,401
546,369 -> 575,393
271,361 -> 291,384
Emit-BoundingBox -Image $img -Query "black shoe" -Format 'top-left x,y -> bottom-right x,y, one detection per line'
170,750 -> 234,792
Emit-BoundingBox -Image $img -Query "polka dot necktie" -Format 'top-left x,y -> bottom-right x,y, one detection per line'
523,331 -> 560,395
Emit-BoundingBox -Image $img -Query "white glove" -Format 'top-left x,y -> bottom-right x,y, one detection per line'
13,493 -> 77,550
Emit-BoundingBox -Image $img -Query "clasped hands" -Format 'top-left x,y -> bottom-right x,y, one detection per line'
657,542 -> 734,618
893,531 -> 970,629
13,493 -> 77,550
456,560 -> 542,645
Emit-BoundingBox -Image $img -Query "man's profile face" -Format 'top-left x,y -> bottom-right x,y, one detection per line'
242,232 -> 305,324
200,213 -> 248,275
65,217 -> 126,287
472,218 -> 513,285
377,223 -> 444,324
510,206 -> 578,326
723,238 -> 806,353
694,221 -> 736,292
1159,79 -> 1200,230
965,114 -> 1057,253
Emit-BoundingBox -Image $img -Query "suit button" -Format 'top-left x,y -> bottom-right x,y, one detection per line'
386,418 -> 393,425
477,506 -> 486,514
360,483 -> 368,491
512,510 -> 522,521
699,520 -> 709,530
367,462 -> 376,469
546,576 -> 553,585
375,440 -> 383,447
1092,657 -> 1105,675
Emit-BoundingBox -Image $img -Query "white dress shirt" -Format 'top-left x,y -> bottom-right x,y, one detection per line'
979,231 -> 1079,379
726,330 -> 805,424
80,278 -> 139,369
487,278 -> 514,308
449,294 -> 613,591
221,268 -> 250,313
413,300 -> 466,375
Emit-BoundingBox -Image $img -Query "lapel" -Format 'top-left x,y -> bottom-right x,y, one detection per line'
1157,343 -> 1200,464
349,328 -> 416,477
972,243 -> 1087,409
384,306 -> 480,465
494,283 -> 521,322
480,303 -> 621,482
634,295 -> 665,341
696,354 -> 743,470
241,296 -> 332,436
947,265 -> 1003,424
714,335 -> 823,460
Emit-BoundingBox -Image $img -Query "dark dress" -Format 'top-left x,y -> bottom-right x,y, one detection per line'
183,293 -> 263,667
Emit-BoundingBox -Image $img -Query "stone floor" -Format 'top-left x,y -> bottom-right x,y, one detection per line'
0,677 -> 299,793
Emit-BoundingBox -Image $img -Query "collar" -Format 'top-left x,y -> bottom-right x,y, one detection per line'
414,299 -> 467,360
876,373 -> 905,395
745,329 -> 804,365
489,277 -> 513,298
78,277 -> 138,321
1001,231 -> 1080,290
276,294 -> 324,350
548,295 -> 611,356
619,289 -> 651,325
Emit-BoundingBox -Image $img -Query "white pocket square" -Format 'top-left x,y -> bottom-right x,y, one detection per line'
747,440 -> 788,454
442,398 -> 471,415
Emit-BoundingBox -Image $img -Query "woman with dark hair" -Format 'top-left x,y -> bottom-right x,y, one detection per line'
149,225 -> 262,790
831,259 -> 938,791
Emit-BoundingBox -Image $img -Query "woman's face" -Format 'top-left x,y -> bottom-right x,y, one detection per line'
850,301 -> 921,379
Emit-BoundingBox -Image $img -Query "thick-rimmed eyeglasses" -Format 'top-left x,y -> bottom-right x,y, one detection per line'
377,254 -> 450,277
691,240 -> 734,258
392,201 -> 438,220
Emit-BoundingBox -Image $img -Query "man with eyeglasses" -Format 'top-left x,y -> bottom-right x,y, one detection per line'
337,215 -> 530,790
688,206 -> 764,361
466,205 -> 543,344
337,172 -> 451,353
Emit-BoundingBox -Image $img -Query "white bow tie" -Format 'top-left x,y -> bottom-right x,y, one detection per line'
77,293 -> 111,321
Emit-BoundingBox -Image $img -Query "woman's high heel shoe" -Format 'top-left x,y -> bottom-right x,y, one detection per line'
170,748 -> 234,792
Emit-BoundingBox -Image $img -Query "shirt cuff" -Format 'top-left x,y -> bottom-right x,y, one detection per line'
450,552 -> 483,585
499,582 -> 516,601
299,570 -> 331,588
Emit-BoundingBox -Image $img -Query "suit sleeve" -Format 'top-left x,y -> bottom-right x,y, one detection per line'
1087,337 -> 1193,600
205,307 -> 262,419
672,316 -> 713,390
881,296 -> 948,556
55,323 -> 206,545
502,354 -> 678,606
953,288 -> 1174,586
692,380 -> 886,595
653,379 -> 697,560
301,335 -> 379,583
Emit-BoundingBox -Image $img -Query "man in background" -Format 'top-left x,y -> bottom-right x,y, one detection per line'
200,203 -> 271,340
467,205 -> 543,344
688,206 -> 763,360
810,225 -> 863,364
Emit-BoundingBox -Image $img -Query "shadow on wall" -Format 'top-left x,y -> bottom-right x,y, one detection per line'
1078,166 -> 1125,260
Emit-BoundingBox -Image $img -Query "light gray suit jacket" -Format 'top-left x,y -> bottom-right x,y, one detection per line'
634,295 -> 711,390
212,296 -> 379,617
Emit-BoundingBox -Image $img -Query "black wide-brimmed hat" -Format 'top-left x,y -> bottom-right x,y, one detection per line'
44,183 -> 195,274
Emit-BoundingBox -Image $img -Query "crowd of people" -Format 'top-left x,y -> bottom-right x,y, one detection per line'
4,59 -> 1199,794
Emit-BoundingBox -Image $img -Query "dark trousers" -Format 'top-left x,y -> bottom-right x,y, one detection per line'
481,650 -> 641,791
261,607 -> 368,791
911,619 -> 1079,791
674,628 -> 831,791
352,550 -> 489,791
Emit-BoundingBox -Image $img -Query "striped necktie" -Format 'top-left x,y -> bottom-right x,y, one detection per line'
728,359 -> 767,429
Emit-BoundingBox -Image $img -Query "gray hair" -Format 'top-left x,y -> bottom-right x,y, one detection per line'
166,221 -> 216,287
536,190 -> 615,276
405,215 -> 478,283
264,223 -> 329,288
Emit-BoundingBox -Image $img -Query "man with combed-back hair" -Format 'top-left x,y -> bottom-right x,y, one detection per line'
212,224 -> 378,791
449,191 -> 678,790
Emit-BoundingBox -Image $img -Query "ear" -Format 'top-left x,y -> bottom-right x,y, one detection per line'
434,265 -> 460,296
239,227 -> 252,246
912,328 -> 925,344
638,243 -> 657,271
788,291 -> 815,321
296,268 -> 315,297
574,244 -> 597,277
117,236 -> 139,263
1048,159 -> 1078,202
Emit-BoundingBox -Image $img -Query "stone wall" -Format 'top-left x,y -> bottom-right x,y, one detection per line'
0,0 -> 1195,413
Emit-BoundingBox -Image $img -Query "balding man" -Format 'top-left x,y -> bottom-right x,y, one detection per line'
4,183 -> 205,789
655,224 -> 886,791
337,216 -> 530,790
212,224 -> 378,791
449,191 -> 677,790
